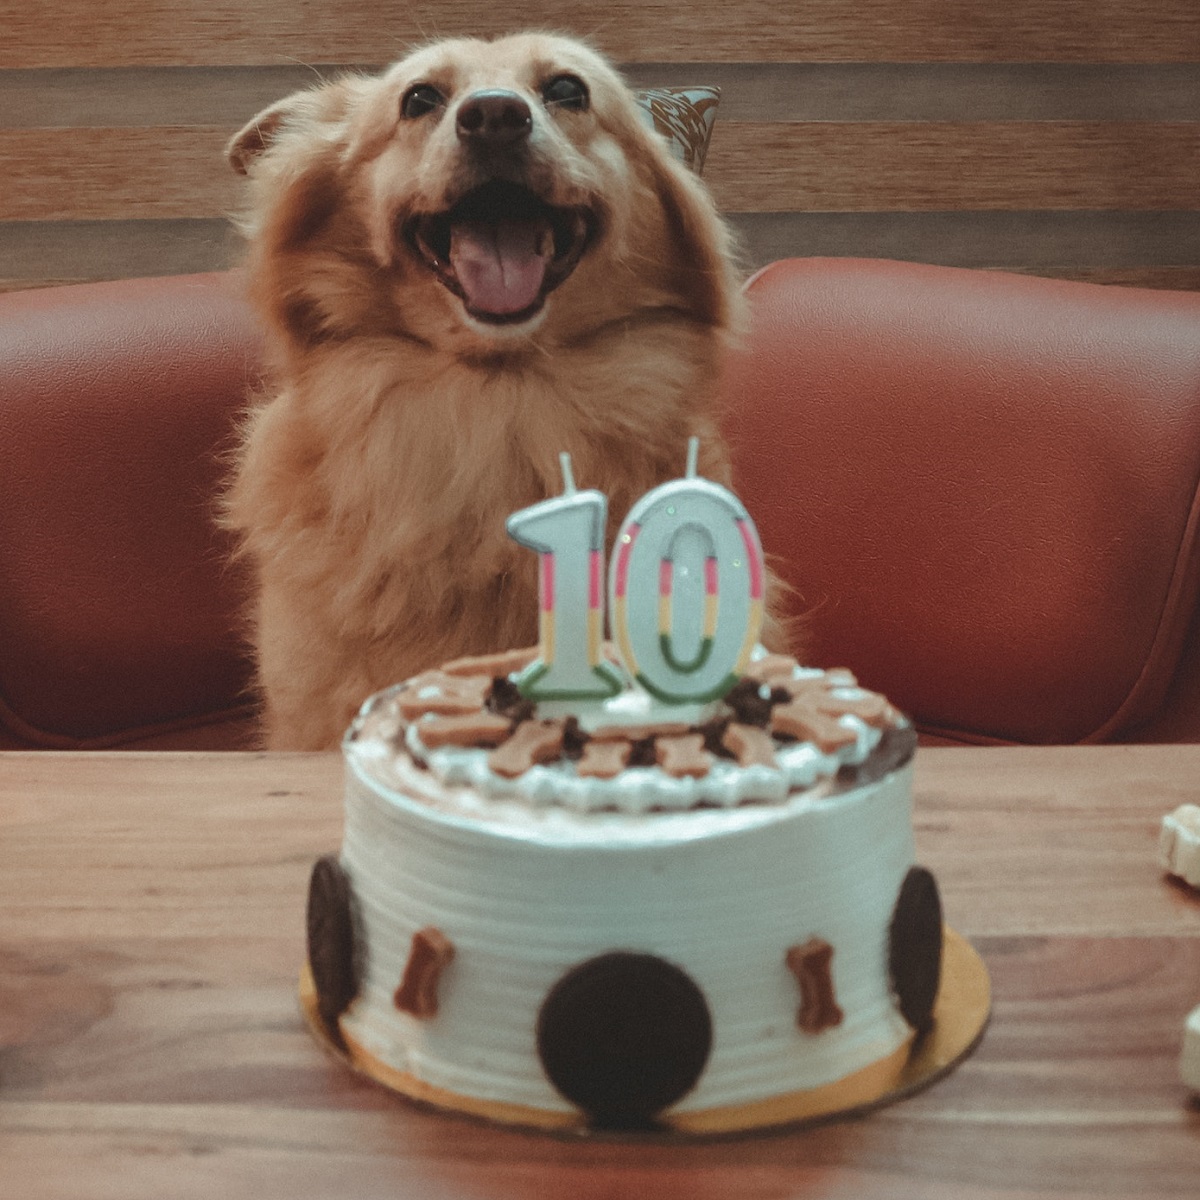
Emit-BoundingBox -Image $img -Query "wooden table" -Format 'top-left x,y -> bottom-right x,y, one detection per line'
2,747 -> 1198,1198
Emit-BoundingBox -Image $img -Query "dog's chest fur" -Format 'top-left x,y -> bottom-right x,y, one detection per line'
229,325 -> 729,720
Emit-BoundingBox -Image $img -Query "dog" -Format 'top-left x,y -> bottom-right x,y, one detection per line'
224,32 -> 776,750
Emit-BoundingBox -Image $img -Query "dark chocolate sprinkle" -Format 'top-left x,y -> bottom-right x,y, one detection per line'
561,716 -> 587,760
486,675 -> 536,724
699,715 -> 736,759
722,677 -> 777,726
627,737 -> 659,768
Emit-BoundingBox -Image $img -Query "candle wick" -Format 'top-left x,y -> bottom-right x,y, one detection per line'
559,452 -> 577,496
685,437 -> 700,480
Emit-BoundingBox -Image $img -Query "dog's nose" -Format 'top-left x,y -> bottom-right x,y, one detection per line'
456,90 -> 533,145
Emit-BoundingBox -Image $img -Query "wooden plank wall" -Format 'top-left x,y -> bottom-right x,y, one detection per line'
3,1 -> 1199,292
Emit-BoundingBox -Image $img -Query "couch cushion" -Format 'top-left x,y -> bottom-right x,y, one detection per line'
0,273 -> 261,747
723,257 -> 1200,744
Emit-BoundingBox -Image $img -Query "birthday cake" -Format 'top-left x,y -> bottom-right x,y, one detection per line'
301,449 -> 988,1133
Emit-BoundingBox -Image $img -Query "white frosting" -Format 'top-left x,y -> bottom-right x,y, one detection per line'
336,673 -> 918,1120
403,717 -> 879,813
538,684 -> 721,731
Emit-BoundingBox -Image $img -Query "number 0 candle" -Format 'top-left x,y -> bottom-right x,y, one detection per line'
505,454 -> 624,701
609,439 -> 765,703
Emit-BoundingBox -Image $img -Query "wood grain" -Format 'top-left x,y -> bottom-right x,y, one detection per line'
1,5 -> 1196,291
7,122 -> 1197,223
622,63 -> 1200,123
0,218 -> 240,285
708,122 -> 1200,213
2,1 -> 1198,67
1,746 -> 1199,1197
6,64 -> 1200,128
1,128 -> 235,221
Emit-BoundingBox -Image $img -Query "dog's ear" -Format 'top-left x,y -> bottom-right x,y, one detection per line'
624,128 -> 743,333
227,98 -> 298,175
657,161 -> 741,331
226,81 -> 361,176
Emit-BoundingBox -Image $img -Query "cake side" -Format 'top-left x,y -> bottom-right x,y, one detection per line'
338,752 -> 918,1115
320,657 -> 931,1127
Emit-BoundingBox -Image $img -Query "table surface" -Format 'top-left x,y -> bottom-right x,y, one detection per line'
2,746 -> 1198,1199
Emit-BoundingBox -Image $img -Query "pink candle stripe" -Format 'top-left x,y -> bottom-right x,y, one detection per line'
737,519 -> 764,600
659,558 -> 673,596
704,555 -> 718,595
589,549 -> 602,609
540,553 -> 555,611
613,524 -> 640,598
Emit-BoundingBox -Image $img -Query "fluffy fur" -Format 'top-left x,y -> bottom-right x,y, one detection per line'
225,32 -> 774,750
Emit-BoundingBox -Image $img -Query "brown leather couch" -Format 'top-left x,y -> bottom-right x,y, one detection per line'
4,259 -> 1200,749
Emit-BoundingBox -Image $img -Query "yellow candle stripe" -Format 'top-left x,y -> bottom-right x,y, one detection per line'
613,597 -> 638,676
587,606 -> 602,663
657,592 -> 671,634
734,600 -> 765,672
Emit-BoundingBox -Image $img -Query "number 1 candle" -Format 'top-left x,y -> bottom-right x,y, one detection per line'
505,454 -> 624,701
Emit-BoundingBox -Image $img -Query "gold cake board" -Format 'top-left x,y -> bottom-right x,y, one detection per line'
299,926 -> 990,1137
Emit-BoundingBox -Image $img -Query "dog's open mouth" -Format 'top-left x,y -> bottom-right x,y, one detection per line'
404,181 -> 596,325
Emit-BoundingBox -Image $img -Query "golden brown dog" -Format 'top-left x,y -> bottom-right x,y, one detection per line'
225,32 -> 765,750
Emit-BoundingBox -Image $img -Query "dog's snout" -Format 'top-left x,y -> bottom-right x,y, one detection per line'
456,90 -> 533,146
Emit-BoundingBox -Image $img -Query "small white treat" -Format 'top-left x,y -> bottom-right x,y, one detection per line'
1159,804 -> 1200,888
1181,1004 -> 1200,1092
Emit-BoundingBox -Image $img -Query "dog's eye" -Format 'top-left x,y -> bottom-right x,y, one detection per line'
541,74 -> 589,112
401,84 -> 445,119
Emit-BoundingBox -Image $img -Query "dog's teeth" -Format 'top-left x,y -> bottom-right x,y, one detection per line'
538,226 -> 554,258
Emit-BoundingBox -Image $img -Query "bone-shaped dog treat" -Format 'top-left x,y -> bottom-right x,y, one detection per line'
589,721 -> 692,742
398,670 -> 491,718
819,688 -> 898,728
655,732 -> 714,778
823,668 -> 858,688
741,653 -> 801,687
393,927 -> 456,1019
576,738 -> 633,779
770,700 -> 859,753
785,938 -> 844,1034
768,668 -> 900,742
488,719 -> 566,777
721,721 -> 778,768
417,711 -> 513,749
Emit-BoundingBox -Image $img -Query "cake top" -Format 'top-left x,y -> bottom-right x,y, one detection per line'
348,443 -> 913,815
346,646 -> 912,814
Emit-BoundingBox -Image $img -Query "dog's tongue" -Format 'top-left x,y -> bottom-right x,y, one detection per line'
450,218 -> 549,316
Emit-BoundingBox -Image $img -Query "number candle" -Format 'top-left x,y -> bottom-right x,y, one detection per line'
609,438 -> 765,703
505,454 -> 624,701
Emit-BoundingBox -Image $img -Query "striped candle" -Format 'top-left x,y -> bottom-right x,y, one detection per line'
505,454 -> 623,702
608,439 -> 766,704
